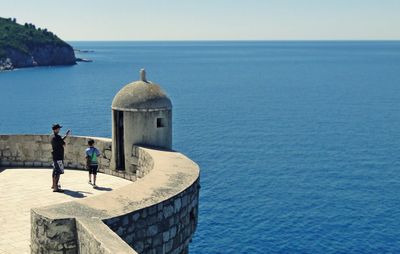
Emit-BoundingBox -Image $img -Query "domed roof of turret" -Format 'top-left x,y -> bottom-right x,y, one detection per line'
112,69 -> 172,111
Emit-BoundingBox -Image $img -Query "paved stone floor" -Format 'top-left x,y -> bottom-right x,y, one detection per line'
0,168 -> 132,254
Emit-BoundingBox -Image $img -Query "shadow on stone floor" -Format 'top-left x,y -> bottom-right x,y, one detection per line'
62,189 -> 92,198
93,186 -> 113,191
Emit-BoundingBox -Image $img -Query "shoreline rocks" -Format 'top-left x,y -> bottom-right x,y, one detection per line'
76,57 -> 93,62
74,49 -> 95,53
0,58 -> 13,71
0,44 -> 76,71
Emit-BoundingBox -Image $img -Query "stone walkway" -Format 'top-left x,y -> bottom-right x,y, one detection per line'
0,168 -> 131,254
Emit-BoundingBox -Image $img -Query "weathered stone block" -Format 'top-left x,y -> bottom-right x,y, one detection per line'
174,198 -> 182,213
63,240 -> 77,249
171,246 -> 183,254
169,226 -> 177,239
179,208 -> 189,220
169,217 -> 175,227
134,241 -> 144,252
42,162 -> 52,167
122,216 -> 130,226
147,225 -> 158,237
105,217 -> 119,227
131,146 -> 138,157
125,233 -> 134,243
147,215 -> 158,225
182,195 -> 188,208
104,142 -> 111,150
157,211 -> 164,221
136,219 -> 146,229
24,161 -> 34,167
1,161 -> 10,166
131,212 -> 140,222
132,174 -> 138,181
69,162 -> 78,169
141,209 -> 148,219
41,144 -> 52,151
104,150 -> 112,159
164,239 -> 173,252
38,224 -> 45,236
163,231 -> 170,243
10,161 -> 19,166
159,220 -> 170,232
145,238 -> 152,249
163,205 -> 174,218
2,150 -> 11,157
65,249 -> 77,254
116,227 -> 125,236
190,197 -> 198,209
136,228 -> 146,239
130,156 -> 139,165
127,224 -> 136,234
153,233 -> 163,247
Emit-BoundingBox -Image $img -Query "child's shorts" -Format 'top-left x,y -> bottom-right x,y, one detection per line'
88,165 -> 98,175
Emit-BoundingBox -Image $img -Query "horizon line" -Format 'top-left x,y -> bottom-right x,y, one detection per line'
67,39 -> 400,42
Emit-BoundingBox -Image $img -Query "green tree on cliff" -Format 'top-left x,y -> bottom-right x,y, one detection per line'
0,17 -> 67,58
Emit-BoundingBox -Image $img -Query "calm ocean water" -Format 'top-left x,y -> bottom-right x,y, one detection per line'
1,41 -> 400,253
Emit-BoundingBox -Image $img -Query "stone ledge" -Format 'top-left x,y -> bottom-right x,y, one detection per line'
76,218 -> 137,254
30,147 -> 200,254
0,134 -> 150,181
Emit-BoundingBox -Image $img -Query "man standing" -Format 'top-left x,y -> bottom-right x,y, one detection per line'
51,124 -> 70,193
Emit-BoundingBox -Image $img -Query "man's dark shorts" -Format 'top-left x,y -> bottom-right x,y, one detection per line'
52,160 -> 64,177
88,165 -> 98,175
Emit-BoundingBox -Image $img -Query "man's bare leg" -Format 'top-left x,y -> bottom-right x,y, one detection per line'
52,176 -> 57,189
53,175 -> 61,191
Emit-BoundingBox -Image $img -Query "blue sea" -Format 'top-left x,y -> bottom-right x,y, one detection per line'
1,41 -> 400,253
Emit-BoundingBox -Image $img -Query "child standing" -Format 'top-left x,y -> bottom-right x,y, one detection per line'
85,139 -> 101,187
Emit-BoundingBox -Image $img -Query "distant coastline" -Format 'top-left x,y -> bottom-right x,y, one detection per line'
0,17 -> 76,71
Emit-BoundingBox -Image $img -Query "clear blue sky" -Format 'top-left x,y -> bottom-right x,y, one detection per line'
1,0 -> 399,40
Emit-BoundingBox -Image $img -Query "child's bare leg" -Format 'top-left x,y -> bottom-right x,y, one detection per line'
93,174 -> 97,186
52,176 -> 57,189
56,175 -> 60,189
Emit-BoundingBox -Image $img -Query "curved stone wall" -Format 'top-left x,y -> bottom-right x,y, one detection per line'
103,178 -> 199,253
0,135 -> 200,254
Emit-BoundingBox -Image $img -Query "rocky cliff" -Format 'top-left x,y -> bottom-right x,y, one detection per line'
0,17 -> 76,71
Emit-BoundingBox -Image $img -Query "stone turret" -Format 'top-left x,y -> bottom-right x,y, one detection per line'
111,69 -> 172,171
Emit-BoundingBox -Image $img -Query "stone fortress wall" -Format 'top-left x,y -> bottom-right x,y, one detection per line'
0,135 -> 153,181
0,134 -> 200,254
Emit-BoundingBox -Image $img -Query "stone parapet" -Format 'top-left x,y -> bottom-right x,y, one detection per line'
0,135 -> 156,182
0,135 -> 111,170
